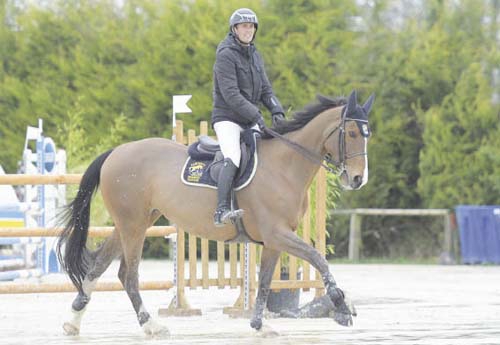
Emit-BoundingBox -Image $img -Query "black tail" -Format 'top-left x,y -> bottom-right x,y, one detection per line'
56,149 -> 114,294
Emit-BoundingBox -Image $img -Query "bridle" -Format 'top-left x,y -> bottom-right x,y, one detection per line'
263,107 -> 369,175
331,110 -> 370,175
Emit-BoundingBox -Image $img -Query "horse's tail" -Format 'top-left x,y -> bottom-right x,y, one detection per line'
56,149 -> 114,294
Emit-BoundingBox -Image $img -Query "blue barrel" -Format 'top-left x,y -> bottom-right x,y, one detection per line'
455,206 -> 500,264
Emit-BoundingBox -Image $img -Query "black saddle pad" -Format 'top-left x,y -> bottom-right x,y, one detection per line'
181,130 -> 258,190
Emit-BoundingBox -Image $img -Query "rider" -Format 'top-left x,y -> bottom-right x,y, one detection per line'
212,8 -> 285,227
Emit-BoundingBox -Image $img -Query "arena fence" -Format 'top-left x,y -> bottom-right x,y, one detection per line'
331,208 -> 453,261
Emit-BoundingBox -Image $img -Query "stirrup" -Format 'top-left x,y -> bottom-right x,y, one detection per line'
214,208 -> 244,227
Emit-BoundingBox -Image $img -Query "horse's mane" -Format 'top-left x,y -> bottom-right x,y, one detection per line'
261,94 -> 347,139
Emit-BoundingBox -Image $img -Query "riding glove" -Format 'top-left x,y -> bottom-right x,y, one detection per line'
272,112 -> 285,127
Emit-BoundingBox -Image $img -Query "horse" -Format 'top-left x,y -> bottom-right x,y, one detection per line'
56,90 -> 373,337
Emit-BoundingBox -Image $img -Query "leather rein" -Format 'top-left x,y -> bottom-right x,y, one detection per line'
262,109 -> 368,175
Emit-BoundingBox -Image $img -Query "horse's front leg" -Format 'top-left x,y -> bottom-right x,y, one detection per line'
250,247 -> 280,332
264,229 -> 355,327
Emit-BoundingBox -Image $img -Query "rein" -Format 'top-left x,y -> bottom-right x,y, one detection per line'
262,110 -> 369,175
263,127 -> 339,174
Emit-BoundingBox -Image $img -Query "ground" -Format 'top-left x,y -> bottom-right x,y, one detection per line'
0,261 -> 499,344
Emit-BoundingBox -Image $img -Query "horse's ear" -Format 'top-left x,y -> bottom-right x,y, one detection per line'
363,93 -> 375,115
346,90 -> 357,115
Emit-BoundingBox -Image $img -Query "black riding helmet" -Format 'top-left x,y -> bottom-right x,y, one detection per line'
229,8 -> 258,42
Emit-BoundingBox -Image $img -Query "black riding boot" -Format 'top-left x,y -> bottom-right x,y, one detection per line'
214,158 -> 244,227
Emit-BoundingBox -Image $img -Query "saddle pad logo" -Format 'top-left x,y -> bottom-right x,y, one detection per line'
187,161 -> 205,182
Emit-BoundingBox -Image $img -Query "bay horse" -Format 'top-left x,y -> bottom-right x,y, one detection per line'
57,90 -> 373,336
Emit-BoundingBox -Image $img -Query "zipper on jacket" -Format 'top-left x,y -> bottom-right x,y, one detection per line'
249,53 -> 257,103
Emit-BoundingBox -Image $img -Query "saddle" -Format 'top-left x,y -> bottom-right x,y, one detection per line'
182,129 -> 258,190
181,129 -> 262,245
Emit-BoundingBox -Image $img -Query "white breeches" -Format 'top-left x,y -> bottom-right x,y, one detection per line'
214,121 -> 259,168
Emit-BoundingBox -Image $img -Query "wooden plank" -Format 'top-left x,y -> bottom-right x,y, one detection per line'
187,129 -> 196,144
315,168 -> 326,297
239,243 -> 245,287
270,280 -> 323,290
200,121 -> 208,136
177,228 -> 185,303
201,238 -> 209,289
443,213 -> 452,258
0,280 -> 173,294
302,190 -> 311,291
217,241 -> 225,289
188,234 -> 197,289
249,244 -> 257,303
0,174 -> 82,185
174,123 -> 186,301
0,226 -> 176,238
184,278 -> 243,288
331,208 -> 449,216
289,254 -> 297,282
271,253 -> 281,293
315,168 -> 327,256
272,255 -> 281,281
176,120 -> 184,144
229,243 -> 238,288
348,214 -> 362,261
186,128 -> 198,290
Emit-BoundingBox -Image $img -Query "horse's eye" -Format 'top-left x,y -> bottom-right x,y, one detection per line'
349,131 -> 357,138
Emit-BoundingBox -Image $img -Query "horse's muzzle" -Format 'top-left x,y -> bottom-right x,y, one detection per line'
339,172 -> 363,190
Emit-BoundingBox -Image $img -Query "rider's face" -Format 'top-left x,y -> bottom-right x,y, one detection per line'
234,23 -> 255,44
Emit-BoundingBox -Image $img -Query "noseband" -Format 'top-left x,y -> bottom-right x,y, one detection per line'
325,113 -> 369,175
263,108 -> 369,175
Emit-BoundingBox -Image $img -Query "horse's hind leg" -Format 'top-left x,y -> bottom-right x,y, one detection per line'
63,231 -> 122,335
264,229 -> 355,327
118,221 -> 169,337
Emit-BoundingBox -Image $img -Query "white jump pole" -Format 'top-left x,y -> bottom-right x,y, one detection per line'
170,95 -> 192,309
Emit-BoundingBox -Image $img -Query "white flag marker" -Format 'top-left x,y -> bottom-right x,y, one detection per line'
172,95 -> 192,126
26,126 -> 41,140
24,121 -> 43,150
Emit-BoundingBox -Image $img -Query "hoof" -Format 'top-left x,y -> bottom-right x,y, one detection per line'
256,324 -> 280,338
63,322 -> 80,336
142,319 -> 170,338
250,318 -> 262,330
329,288 -> 355,327
333,311 -> 353,327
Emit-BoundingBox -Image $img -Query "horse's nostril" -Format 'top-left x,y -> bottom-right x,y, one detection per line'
353,175 -> 362,186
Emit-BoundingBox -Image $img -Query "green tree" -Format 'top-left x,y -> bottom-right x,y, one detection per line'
331,0 -> 499,258
418,63 -> 500,207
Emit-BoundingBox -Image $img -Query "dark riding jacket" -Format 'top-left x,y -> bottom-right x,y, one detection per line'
211,33 -> 284,128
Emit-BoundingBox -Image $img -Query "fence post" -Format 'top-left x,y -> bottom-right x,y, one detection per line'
315,167 -> 326,297
439,211 -> 455,264
159,122 -> 201,316
348,213 -> 362,261
187,129 -> 198,290
302,190 -> 311,291
443,212 -> 451,255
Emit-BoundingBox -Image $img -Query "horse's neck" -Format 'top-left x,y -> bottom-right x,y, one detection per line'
274,107 -> 342,189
